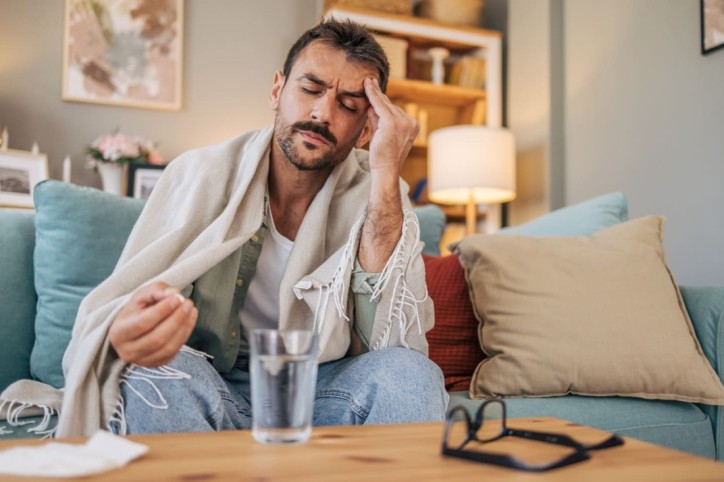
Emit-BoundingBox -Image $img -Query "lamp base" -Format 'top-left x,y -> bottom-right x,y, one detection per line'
465,200 -> 502,235
465,197 -> 477,235
486,204 -> 502,234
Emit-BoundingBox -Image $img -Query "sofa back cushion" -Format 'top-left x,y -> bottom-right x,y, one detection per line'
31,181 -> 145,388
413,204 -> 446,256
0,211 -> 37,392
499,191 -> 628,236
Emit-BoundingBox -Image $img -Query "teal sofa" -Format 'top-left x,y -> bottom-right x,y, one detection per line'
1,180 -> 723,462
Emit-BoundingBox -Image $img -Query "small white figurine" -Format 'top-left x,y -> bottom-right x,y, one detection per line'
428,47 -> 450,85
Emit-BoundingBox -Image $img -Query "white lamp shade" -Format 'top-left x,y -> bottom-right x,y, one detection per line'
427,125 -> 516,205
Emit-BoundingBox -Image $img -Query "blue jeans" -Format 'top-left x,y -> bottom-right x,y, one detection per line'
113,346 -> 449,434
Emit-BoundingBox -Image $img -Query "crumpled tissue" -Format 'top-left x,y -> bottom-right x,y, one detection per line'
0,430 -> 148,478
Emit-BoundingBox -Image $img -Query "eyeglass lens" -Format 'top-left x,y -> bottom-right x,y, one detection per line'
475,400 -> 505,442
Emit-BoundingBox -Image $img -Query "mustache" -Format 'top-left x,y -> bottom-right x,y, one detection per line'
292,121 -> 337,145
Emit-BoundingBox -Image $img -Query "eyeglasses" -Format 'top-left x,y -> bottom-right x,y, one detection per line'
442,399 -> 624,472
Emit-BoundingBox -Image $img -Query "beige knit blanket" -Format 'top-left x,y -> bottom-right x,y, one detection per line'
0,125 -> 432,438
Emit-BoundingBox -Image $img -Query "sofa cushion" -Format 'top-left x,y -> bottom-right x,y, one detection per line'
413,204 -> 446,256
500,191 -> 628,236
453,216 -> 724,404
423,254 -> 482,391
0,212 -> 37,392
30,181 -> 145,388
447,392 -> 716,459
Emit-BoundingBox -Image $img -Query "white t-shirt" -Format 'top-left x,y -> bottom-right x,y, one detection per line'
239,204 -> 294,336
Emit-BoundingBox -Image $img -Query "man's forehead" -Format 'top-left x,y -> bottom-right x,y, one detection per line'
290,41 -> 379,82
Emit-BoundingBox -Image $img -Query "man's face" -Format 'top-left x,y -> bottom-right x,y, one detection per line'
270,41 -> 376,171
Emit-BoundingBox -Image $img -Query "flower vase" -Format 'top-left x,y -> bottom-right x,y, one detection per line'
97,162 -> 125,195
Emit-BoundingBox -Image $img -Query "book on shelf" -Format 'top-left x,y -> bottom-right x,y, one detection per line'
447,56 -> 486,90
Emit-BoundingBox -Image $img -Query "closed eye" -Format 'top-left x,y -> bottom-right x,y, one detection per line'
300,85 -> 359,113
340,102 -> 357,113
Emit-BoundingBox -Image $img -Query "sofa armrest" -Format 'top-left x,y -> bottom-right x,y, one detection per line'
680,285 -> 724,460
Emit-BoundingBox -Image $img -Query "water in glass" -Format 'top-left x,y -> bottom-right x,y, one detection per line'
250,330 -> 318,444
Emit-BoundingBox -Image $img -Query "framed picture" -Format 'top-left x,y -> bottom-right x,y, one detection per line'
127,163 -> 165,200
701,0 -> 724,55
62,0 -> 184,110
0,149 -> 49,209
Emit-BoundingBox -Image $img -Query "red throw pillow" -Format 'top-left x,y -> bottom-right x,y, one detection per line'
423,254 -> 485,392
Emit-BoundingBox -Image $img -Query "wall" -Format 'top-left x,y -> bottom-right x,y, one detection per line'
506,0 -> 724,284
3,1 -> 722,284
0,0 -> 320,188
506,0 -> 554,225
565,0 -> 724,285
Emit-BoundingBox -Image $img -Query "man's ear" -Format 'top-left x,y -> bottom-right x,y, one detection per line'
355,119 -> 373,148
269,70 -> 285,110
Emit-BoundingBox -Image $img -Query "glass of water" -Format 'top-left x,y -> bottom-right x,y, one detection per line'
249,329 -> 319,444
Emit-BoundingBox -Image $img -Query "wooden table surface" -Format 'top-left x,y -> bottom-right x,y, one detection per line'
0,417 -> 722,481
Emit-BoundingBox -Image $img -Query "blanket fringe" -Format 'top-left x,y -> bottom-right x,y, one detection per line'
108,392 -> 127,436
0,399 -> 58,439
301,214 -> 366,335
180,345 -> 214,359
304,209 -> 427,351
119,363 -> 192,410
109,347 -> 204,434
371,211 -> 427,351
329,214 -> 367,324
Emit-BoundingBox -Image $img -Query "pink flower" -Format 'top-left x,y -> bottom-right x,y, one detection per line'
86,131 -> 165,167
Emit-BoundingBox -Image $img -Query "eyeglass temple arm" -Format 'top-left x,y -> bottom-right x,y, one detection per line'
442,446 -> 591,472
508,428 -> 624,451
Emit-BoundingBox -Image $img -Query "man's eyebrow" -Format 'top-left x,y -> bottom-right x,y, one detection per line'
297,73 -> 367,99
298,73 -> 329,88
339,89 -> 366,99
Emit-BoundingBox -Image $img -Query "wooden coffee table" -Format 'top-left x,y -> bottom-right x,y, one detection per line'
0,417 -> 722,481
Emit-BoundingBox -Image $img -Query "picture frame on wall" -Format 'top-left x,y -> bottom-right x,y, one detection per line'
127,163 -> 165,200
0,149 -> 49,209
701,0 -> 724,55
62,0 -> 184,110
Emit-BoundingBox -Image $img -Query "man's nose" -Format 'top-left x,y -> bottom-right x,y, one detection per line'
310,91 -> 334,124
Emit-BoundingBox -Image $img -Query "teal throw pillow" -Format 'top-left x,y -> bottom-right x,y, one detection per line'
500,191 -> 628,236
30,180 -> 145,388
0,212 -> 37,392
414,204 -> 446,256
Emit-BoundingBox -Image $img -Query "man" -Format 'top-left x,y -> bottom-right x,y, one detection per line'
36,18 -> 447,436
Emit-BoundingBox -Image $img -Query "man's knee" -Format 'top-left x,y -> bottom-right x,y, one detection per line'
362,347 -> 446,395
328,347 -> 449,423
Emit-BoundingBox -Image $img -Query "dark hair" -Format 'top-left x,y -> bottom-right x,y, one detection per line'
282,18 -> 390,92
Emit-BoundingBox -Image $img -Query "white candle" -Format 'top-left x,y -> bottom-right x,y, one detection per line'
1,127 -> 7,151
62,155 -> 72,183
31,142 -> 39,155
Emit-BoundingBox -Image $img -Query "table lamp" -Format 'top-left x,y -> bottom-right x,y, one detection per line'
427,125 -> 516,234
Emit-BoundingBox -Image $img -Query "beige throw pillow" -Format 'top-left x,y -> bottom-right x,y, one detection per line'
452,216 -> 724,404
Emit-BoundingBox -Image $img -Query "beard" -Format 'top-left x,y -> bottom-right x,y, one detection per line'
275,119 -> 359,172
